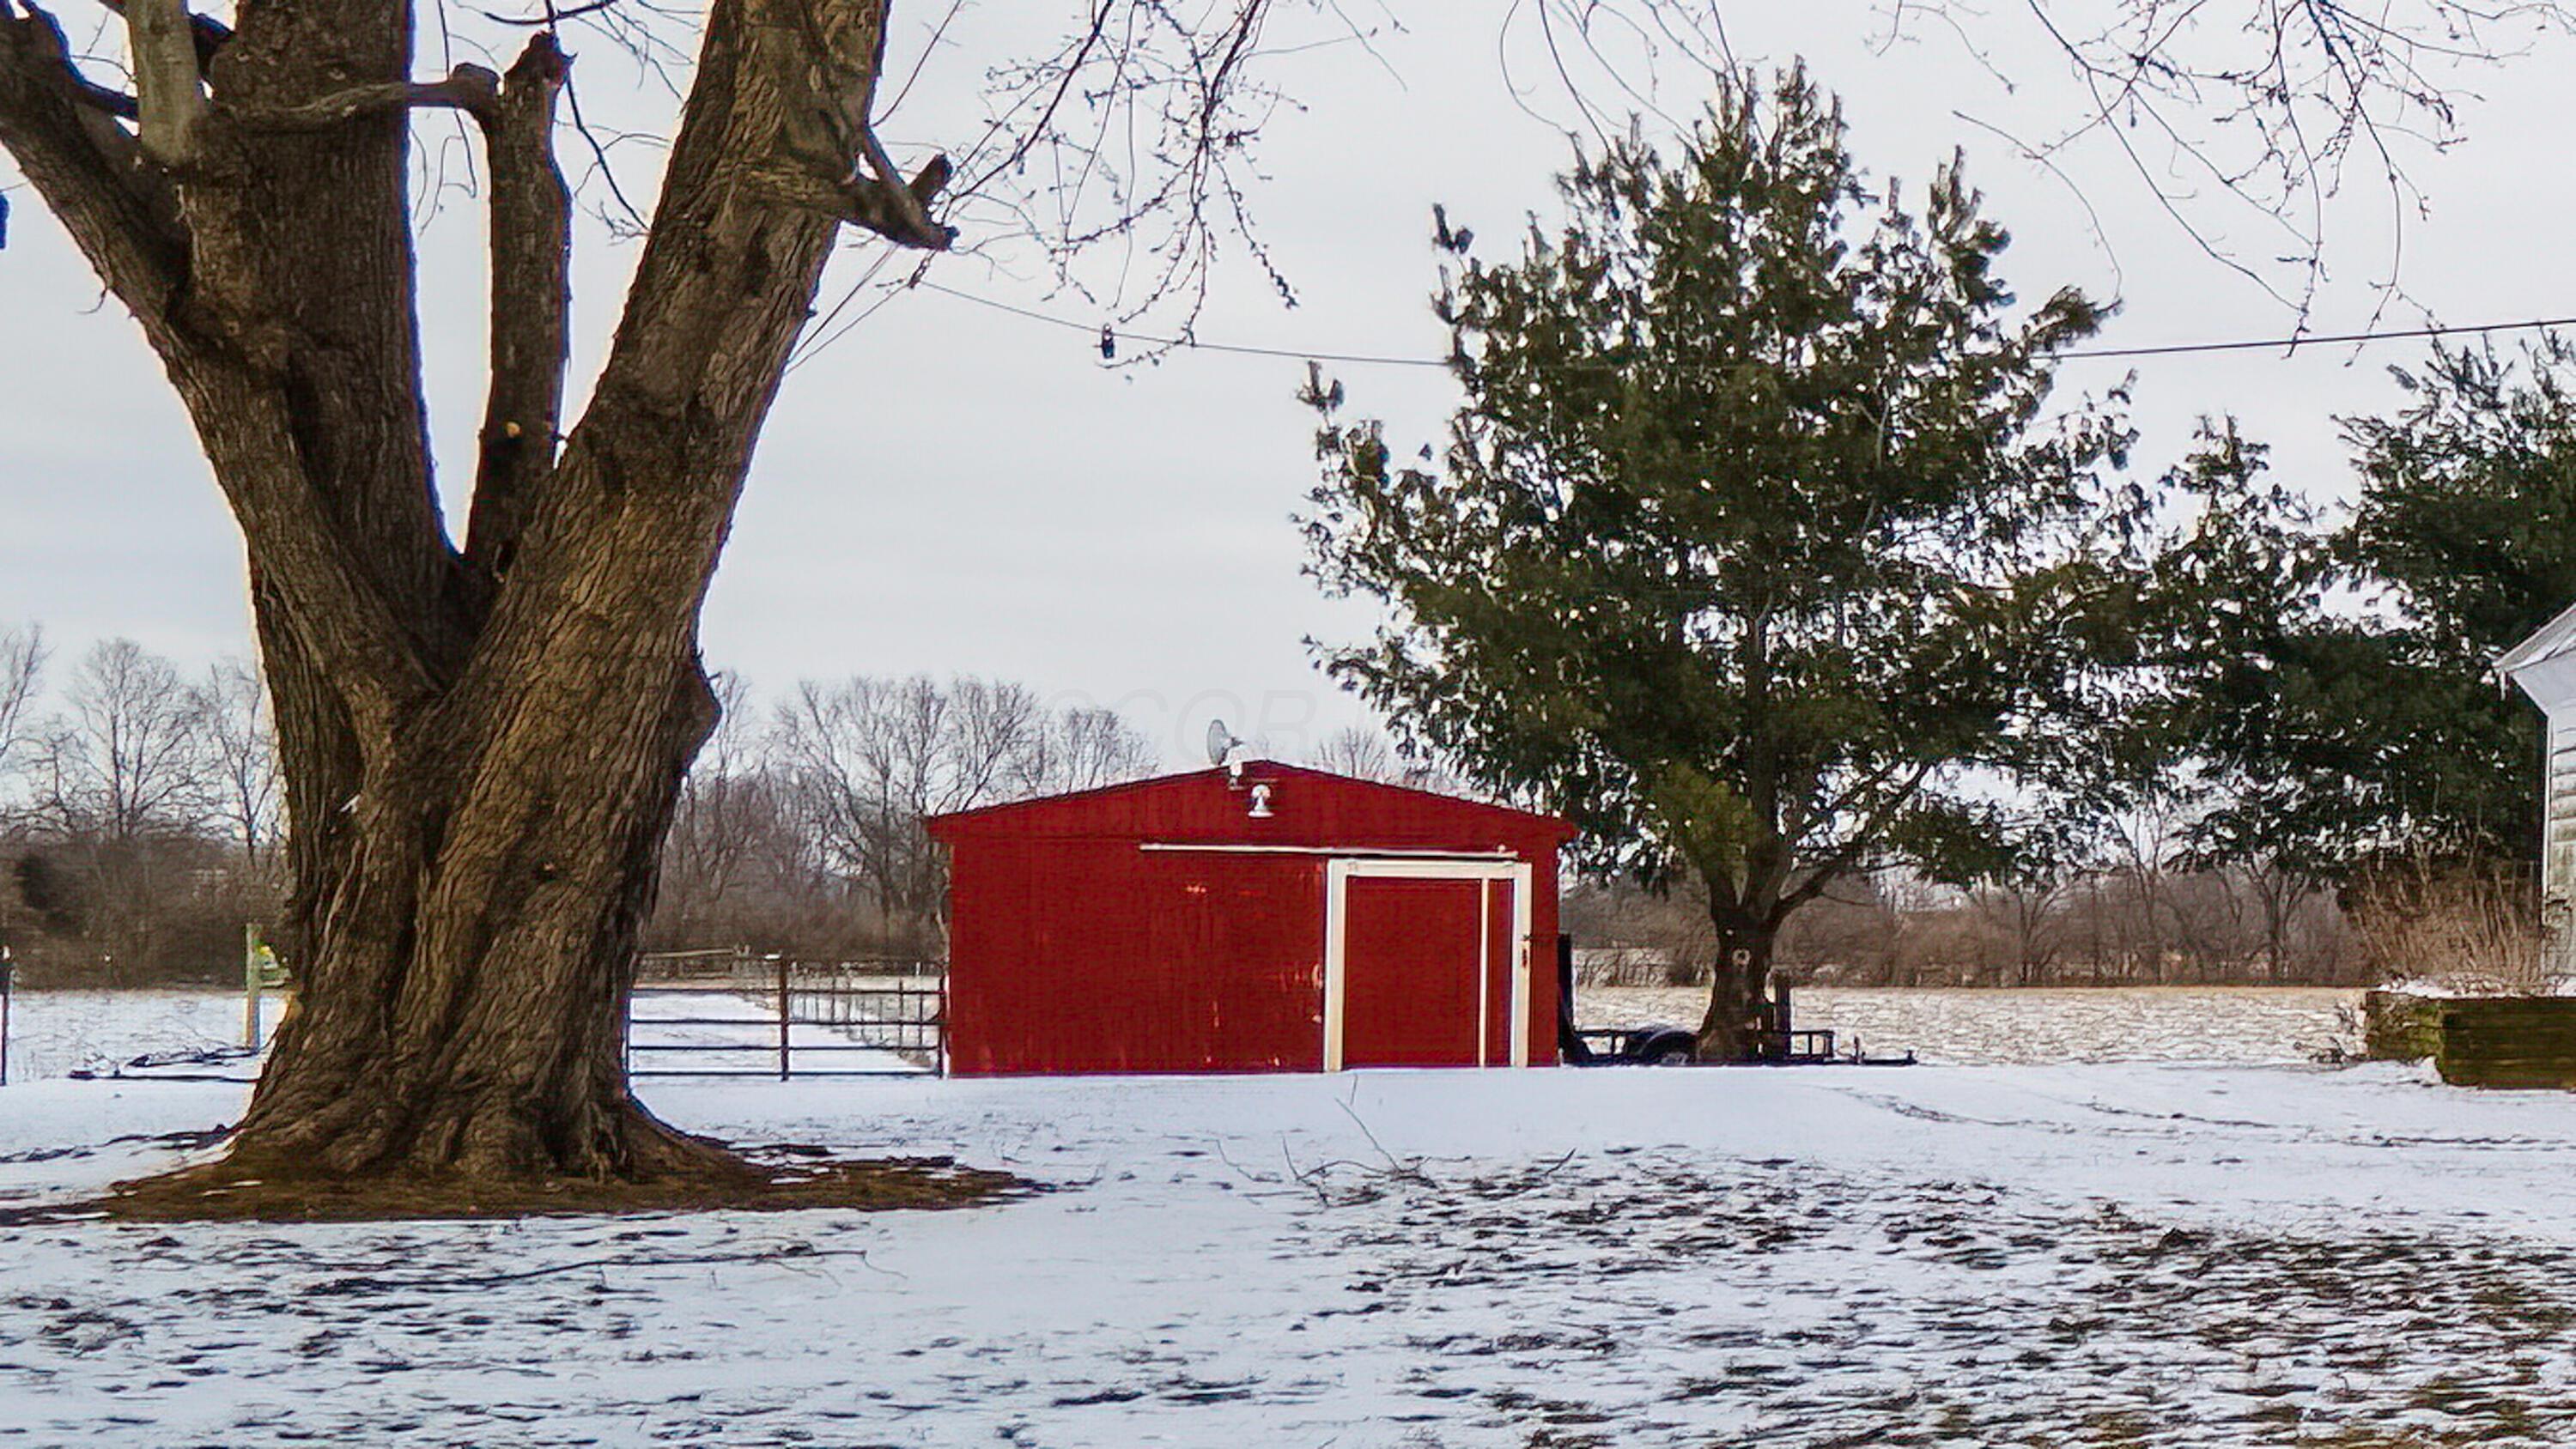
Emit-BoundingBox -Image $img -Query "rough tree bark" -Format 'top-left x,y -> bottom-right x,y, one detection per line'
1693,913 -> 1774,1064
0,0 -> 957,1187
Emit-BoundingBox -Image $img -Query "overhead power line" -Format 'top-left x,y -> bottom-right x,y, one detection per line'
919,282 -> 1450,367
2063,314 -> 2576,360
917,280 -> 2576,372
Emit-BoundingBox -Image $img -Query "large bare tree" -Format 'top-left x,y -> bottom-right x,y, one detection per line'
0,622 -> 44,787
0,0 -> 1302,1194
30,639 -> 210,846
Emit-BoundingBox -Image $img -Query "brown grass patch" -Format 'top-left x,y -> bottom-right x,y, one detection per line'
8,1146 -> 1029,1225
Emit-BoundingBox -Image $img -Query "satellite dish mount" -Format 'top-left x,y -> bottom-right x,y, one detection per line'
1206,718 -> 1247,780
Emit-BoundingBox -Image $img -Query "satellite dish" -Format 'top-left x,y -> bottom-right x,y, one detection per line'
1206,718 -> 1242,768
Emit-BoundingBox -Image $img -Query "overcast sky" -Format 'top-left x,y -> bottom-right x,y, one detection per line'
3,2 -> 2570,767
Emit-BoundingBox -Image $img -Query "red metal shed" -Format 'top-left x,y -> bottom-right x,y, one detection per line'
926,763 -> 1574,1076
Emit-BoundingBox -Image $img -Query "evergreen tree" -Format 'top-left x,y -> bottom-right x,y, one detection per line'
2160,339 -> 2576,889
1303,67 -> 2149,1058
2340,338 -> 2576,867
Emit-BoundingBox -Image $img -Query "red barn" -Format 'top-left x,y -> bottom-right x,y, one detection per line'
927,763 -> 1574,1076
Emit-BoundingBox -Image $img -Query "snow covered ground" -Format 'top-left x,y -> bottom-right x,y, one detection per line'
7,1058 -> 2576,1446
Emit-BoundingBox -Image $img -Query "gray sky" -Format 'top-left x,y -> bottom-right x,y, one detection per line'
3,2 -> 2570,767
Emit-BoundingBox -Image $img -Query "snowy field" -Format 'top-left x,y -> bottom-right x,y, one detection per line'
0,988 -> 927,1084
9,1060 -> 2576,1445
1583,985 -> 2364,1064
0,991 -> 288,1083
624,987 -> 933,1076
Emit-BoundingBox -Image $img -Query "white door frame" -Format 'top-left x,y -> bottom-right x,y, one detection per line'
1322,857 -> 1534,1070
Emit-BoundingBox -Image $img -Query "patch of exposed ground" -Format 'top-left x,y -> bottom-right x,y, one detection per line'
1261,1148 -> 2576,1446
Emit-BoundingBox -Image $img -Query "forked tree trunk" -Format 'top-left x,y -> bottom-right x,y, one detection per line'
0,0 -> 957,1186
236,646 -> 722,1179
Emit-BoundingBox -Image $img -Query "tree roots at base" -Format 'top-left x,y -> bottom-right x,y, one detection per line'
64,1139 -> 1028,1223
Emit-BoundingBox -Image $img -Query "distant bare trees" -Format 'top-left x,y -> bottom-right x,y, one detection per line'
656,673 -> 805,953
29,640 -> 211,845
0,622 -> 43,781
659,674 -> 1160,959
195,660 -> 280,866
1310,726 -> 1401,782
1,637 -> 281,985
1308,725 -> 1461,792
0,636 -> 1164,975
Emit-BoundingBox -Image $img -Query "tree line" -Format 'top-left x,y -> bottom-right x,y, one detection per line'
0,630 -> 279,985
0,637 -> 1171,983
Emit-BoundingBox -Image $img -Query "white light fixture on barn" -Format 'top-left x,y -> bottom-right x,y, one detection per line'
1247,782 -> 1275,819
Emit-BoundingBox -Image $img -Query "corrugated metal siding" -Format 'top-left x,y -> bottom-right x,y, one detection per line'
937,766 -> 1567,1076
2549,718 -> 2576,978
948,841 -> 1325,1075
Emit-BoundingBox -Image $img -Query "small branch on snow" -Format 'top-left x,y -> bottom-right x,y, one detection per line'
1334,1094 -> 1432,1184
313,1242 -> 872,1294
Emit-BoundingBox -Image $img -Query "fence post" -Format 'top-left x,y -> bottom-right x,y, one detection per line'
776,955 -> 792,1082
1,951 -> 13,1088
243,922 -> 263,1051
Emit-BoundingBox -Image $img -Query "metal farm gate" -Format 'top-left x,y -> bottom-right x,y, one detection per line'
626,950 -> 945,1079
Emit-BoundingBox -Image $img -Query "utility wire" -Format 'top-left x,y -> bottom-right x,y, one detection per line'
2063,314 -> 2576,360
920,282 -> 1453,367
919,278 -> 2576,371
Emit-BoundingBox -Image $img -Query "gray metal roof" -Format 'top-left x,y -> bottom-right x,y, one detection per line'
2496,597 -> 2576,681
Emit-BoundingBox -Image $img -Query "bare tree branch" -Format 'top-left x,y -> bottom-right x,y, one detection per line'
0,621 -> 46,782
91,0 -> 230,73
65,73 -> 135,118
119,0 -> 203,164
465,33 -> 573,593
0,0 -> 187,318
1899,0 -> 2576,311
220,63 -> 502,130
195,657 -> 281,864
30,639 -> 212,845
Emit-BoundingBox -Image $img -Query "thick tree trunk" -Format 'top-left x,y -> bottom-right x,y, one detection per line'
230,657 -> 723,1180
1694,914 -> 1776,1062
0,0 -> 958,1196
